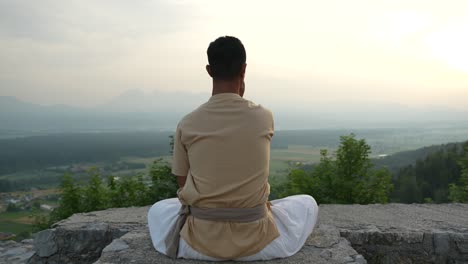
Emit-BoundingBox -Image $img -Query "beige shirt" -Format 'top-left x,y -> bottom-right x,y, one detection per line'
171,92 -> 279,259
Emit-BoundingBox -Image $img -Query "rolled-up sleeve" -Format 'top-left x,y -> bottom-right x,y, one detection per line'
171,124 -> 189,176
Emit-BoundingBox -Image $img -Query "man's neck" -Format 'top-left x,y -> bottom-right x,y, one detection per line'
211,79 -> 241,96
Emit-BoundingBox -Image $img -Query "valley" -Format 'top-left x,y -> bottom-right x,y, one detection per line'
1,127 -> 467,240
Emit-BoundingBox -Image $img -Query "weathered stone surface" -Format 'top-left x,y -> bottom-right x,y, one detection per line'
34,229 -> 57,257
453,233 -> 468,254
0,239 -> 35,264
95,225 -> 365,264
1,246 -> 28,258
318,204 -> 468,231
318,203 -> 468,264
28,219 -> 128,264
7,250 -> 35,264
102,239 -> 129,253
433,232 -> 451,255
306,224 -> 342,248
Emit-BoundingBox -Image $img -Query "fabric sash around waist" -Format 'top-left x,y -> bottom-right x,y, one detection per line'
164,204 -> 267,259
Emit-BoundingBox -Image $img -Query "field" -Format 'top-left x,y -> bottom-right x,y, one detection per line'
270,145 -> 327,177
0,188 -> 59,239
0,211 -> 34,238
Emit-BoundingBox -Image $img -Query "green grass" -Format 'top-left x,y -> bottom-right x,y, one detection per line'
0,221 -> 31,234
269,160 -> 290,177
0,170 -> 62,180
269,145 -> 323,177
0,211 -> 34,235
0,211 -> 32,220
271,145 -> 327,163
269,145 -> 330,177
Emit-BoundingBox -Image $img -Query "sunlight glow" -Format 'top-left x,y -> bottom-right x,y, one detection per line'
425,20 -> 468,73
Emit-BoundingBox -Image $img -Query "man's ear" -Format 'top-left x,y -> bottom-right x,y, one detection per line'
240,81 -> 245,98
206,65 -> 213,77
240,63 -> 247,79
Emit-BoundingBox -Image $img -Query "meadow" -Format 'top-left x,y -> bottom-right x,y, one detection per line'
0,211 -> 33,233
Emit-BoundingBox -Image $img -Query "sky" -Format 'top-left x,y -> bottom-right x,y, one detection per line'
1,0 -> 468,110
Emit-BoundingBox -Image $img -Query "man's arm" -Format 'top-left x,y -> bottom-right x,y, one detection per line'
172,124 -> 189,189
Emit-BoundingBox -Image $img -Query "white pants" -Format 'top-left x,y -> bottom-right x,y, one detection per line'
147,194 -> 319,261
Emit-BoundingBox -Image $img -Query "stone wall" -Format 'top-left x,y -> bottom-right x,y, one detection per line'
319,204 -> 468,264
2,204 -> 467,264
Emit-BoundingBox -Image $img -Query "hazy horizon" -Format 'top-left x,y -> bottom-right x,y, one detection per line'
1,90 -> 468,133
1,0 -> 468,111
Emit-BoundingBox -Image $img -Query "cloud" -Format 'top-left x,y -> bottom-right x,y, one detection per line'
0,0 -> 467,110
0,0 -> 203,105
0,0 -> 197,41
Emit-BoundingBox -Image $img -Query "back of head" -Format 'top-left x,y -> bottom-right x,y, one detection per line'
207,36 -> 246,81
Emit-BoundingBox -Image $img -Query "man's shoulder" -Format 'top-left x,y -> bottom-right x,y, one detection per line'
177,98 -> 273,129
244,99 -> 273,118
177,111 -> 195,129
176,102 -> 208,128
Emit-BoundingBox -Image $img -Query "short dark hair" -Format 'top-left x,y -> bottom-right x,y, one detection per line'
207,36 -> 246,80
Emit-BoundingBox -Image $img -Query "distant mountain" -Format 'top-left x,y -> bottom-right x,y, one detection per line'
0,94 -> 186,134
96,90 -> 468,125
0,96 -> 82,114
1,90 -> 468,135
95,89 -> 207,113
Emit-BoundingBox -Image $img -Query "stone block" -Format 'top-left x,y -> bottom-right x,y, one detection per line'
34,229 -> 58,257
433,232 -> 451,255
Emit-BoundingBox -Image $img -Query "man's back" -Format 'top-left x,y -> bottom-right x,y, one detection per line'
148,36 -> 317,262
172,92 -> 279,259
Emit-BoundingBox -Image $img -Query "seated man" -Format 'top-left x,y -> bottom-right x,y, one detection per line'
148,36 -> 318,261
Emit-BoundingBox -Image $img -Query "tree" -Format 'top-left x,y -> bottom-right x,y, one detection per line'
391,166 -> 422,203
353,167 -> 393,204
81,168 -> 108,212
6,202 -> 20,212
49,173 -> 82,222
393,142 -> 464,203
147,159 -> 178,202
307,149 -> 337,203
283,134 -> 393,204
284,169 -> 312,197
334,135 -> 373,203
35,135 -> 182,230
449,143 -> 468,202
169,135 -> 175,155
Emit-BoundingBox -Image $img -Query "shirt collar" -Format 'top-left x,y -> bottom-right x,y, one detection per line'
208,92 -> 242,101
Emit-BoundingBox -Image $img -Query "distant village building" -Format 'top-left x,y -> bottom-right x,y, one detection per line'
40,204 -> 53,211
23,194 -> 32,201
377,154 -> 388,159
6,198 -> 19,204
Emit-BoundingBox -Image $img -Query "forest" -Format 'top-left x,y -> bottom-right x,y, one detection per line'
33,134 -> 467,230
1,130 -> 468,203
2,127 -> 467,175
2,131 -> 468,239
273,136 -> 468,204
0,132 -> 173,175
391,143 -> 466,203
